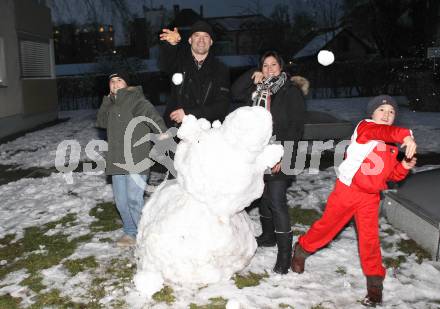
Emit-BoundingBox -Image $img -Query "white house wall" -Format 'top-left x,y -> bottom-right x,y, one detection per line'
0,0 -> 24,119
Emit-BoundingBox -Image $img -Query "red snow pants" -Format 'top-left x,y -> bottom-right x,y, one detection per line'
298,180 -> 386,277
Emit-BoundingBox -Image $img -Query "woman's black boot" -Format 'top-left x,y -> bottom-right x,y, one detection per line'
256,216 -> 276,247
273,231 -> 293,274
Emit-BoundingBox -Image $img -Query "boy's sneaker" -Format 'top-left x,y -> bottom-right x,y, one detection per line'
116,235 -> 136,247
360,295 -> 382,307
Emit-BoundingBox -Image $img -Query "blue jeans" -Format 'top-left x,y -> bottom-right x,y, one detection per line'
112,174 -> 148,237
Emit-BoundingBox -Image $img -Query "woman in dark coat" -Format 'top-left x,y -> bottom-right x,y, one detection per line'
231,51 -> 307,274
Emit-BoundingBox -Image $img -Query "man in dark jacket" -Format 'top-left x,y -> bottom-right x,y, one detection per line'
96,72 -> 168,247
159,20 -> 231,127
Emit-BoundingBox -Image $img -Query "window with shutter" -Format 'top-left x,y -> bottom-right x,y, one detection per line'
19,40 -> 52,78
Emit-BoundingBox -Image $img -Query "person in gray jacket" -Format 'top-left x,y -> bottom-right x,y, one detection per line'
97,72 -> 168,247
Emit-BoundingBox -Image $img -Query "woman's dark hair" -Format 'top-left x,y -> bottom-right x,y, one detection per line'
259,50 -> 285,71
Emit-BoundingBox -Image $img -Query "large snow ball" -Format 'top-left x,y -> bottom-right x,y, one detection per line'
136,181 -> 257,286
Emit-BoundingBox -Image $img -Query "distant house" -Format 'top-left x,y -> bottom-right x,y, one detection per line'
0,0 -> 58,140
293,28 -> 377,62
167,6 -> 203,40
207,15 -> 273,55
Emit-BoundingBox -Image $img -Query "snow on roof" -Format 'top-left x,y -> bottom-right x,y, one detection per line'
294,28 -> 343,59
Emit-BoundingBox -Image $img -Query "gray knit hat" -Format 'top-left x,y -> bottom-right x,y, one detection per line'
366,95 -> 398,116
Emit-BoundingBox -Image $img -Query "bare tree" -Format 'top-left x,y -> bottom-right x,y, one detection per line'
310,0 -> 344,28
287,0 -> 344,28
48,0 -> 133,37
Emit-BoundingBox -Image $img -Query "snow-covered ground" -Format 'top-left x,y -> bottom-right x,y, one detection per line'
1,97 -> 439,169
1,98 -> 440,308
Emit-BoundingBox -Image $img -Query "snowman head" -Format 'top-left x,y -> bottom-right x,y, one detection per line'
221,106 -> 273,154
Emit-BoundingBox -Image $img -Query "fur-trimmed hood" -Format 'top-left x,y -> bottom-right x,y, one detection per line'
290,75 -> 310,96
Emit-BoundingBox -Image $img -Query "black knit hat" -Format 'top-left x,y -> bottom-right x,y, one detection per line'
189,20 -> 214,40
366,95 -> 398,116
108,71 -> 130,85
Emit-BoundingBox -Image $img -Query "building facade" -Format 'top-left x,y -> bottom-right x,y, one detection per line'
53,23 -> 115,64
0,0 -> 57,140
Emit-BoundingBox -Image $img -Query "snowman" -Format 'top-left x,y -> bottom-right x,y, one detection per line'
134,106 -> 283,297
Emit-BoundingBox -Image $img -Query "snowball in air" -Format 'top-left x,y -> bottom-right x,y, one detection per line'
317,50 -> 335,66
172,73 -> 183,85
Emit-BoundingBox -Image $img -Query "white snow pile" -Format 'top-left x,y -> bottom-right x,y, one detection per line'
134,106 -> 284,296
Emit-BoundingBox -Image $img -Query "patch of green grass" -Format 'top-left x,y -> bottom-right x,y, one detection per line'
44,213 -> 77,230
63,256 -> 99,276
85,278 -> 107,309
0,233 -> 16,246
98,237 -> 113,243
0,293 -> 21,309
75,234 -> 94,243
288,206 -> 321,226
189,297 -> 228,308
0,214 -> 93,282
21,235 -> 78,274
383,255 -> 407,269
292,229 -> 303,236
311,304 -> 327,309
85,280 -> 126,309
279,304 -> 294,308
397,239 -> 431,263
89,202 -> 122,232
20,273 -> 45,293
335,266 -> 346,275
0,235 -> 25,273
381,240 -> 394,250
152,286 -> 175,304
89,277 -> 107,298
383,228 -> 395,236
28,289 -> 83,309
112,299 -> 128,309
106,258 -> 135,285
233,271 -> 269,289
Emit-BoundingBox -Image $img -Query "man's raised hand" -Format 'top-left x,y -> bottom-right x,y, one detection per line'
159,27 -> 181,45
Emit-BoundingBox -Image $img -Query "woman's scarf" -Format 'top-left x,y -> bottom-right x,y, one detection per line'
251,72 -> 287,110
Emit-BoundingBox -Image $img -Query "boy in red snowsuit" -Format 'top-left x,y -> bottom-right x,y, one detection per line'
291,95 -> 417,307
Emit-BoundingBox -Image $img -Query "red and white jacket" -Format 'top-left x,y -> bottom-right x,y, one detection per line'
337,119 -> 412,194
